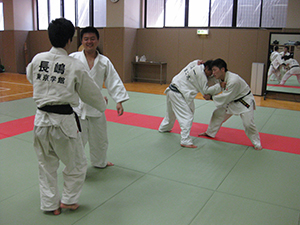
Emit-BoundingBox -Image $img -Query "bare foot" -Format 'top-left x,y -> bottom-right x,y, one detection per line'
106,161 -> 114,166
94,161 -> 114,169
60,203 -> 79,210
52,208 -> 61,215
158,130 -> 171,133
198,132 -> 211,137
254,146 -> 263,150
180,144 -> 197,148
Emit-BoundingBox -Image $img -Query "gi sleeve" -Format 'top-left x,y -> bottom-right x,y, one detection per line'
26,62 -> 33,84
193,66 -> 221,95
75,69 -> 107,113
104,60 -> 129,103
212,80 -> 241,108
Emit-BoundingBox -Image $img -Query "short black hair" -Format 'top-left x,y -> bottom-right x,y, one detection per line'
80,26 -> 100,41
204,60 -> 213,71
48,18 -> 75,48
274,46 -> 279,51
211,58 -> 228,72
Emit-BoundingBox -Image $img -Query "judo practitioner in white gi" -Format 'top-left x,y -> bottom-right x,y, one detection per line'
268,46 -> 282,82
159,60 -> 223,148
26,18 -> 107,215
280,55 -> 300,85
280,46 -> 291,77
199,58 -> 262,150
70,26 -> 129,168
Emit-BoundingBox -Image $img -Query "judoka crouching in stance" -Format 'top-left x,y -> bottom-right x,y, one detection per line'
199,58 -> 263,150
159,60 -> 223,148
26,18 -> 107,215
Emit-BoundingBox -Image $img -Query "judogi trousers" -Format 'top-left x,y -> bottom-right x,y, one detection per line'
80,115 -> 108,168
159,89 -> 194,146
34,126 -> 87,211
206,101 -> 262,149
280,67 -> 300,85
268,65 -> 281,82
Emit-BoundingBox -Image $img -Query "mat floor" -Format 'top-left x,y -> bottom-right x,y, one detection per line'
1,87 -> 300,225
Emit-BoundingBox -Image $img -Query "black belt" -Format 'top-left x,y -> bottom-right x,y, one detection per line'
291,65 -> 299,68
38,104 -> 81,132
234,91 -> 251,108
169,84 -> 181,93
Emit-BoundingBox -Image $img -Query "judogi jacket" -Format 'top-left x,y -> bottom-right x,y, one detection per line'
169,60 -> 221,106
26,47 -> 107,137
285,58 -> 299,68
213,71 -> 255,115
285,58 -> 300,74
270,51 -> 282,69
70,51 -> 129,118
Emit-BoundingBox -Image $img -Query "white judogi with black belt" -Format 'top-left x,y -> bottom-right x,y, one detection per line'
27,47 -> 107,211
280,58 -> 300,85
159,60 -> 221,146
70,51 -> 129,167
205,71 -> 262,149
268,51 -> 282,82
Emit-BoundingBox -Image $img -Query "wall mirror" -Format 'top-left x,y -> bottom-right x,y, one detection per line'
264,32 -> 300,98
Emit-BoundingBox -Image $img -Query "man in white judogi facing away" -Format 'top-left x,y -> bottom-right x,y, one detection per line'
280,55 -> 300,85
199,58 -> 262,150
26,18 -> 107,215
268,46 -> 282,82
70,26 -> 129,168
159,60 -> 223,148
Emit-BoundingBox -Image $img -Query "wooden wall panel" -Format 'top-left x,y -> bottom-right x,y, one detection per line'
0,32 -> 3,66
202,29 -> 230,63
1,31 -> 16,72
228,29 -> 259,84
178,29 -> 204,71
156,29 -> 179,81
103,27 -> 124,81
98,28 -> 104,54
256,30 -> 271,64
124,28 -> 137,82
137,29 -> 157,62
26,30 -> 51,62
136,28 -> 274,85
14,31 -> 28,73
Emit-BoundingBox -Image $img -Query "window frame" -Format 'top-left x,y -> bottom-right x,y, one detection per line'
36,0 -> 105,30
145,0 -> 288,29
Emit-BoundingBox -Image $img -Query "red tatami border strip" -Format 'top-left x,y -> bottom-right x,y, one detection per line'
1,109 -> 299,154
267,84 -> 300,89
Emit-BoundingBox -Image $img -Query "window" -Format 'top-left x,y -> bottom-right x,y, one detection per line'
145,0 -> 288,28
37,0 -> 106,30
49,0 -> 61,22
37,0 -> 48,30
0,2 -> 4,31
165,0 -> 185,27
237,0 -> 261,27
94,0 -> 106,27
188,0 -> 210,27
210,0 -> 233,27
261,0 -> 288,28
146,0 -> 164,28
77,0 -> 89,27
64,0 -> 76,25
